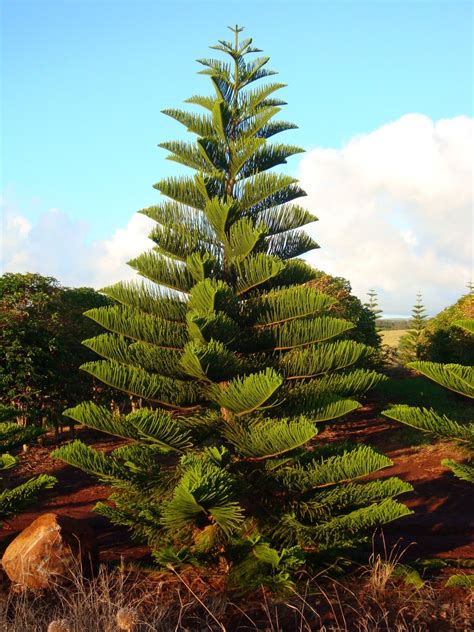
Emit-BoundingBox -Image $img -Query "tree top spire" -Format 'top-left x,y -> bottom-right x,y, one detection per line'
228,24 -> 244,49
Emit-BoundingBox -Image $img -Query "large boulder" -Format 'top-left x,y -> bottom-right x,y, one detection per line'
1,512 -> 98,589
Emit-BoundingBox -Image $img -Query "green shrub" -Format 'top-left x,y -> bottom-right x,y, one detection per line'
0,273 -> 115,429
420,293 -> 474,364
307,272 -> 381,349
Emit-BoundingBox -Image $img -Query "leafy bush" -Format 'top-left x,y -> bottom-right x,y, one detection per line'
418,293 -> 474,364
307,272 -> 381,349
0,273 -> 114,428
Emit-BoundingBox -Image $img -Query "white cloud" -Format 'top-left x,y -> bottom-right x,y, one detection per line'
1,212 -> 32,269
400,230 -> 418,247
1,199 -> 153,289
91,214 -> 153,288
300,114 -> 473,315
1,114 -> 472,315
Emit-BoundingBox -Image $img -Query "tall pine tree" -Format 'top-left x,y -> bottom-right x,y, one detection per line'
54,28 -> 412,586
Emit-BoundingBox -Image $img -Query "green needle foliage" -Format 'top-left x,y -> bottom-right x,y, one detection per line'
365,289 -> 382,325
0,405 -> 56,525
399,292 -> 428,363
383,320 -> 473,484
54,27 -> 411,588
384,319 -> 474,588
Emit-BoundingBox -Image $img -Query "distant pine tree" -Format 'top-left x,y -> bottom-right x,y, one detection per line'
365,289 -> 383,323
364,289 -> 383,331
54,27 -> 411,588
399,293 -> 428,362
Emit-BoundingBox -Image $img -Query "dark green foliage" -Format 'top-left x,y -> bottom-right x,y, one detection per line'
419,293 -> 474,364
383,319 -> 473,485
0,405 -> 56,524
0,273 -> 115,428
54,27 -> 411,587
376,376 -> 471,421
313,276 -> 381,347
0,474 -> 56,523
307,272 -> 381,349
0,404 -> 45,454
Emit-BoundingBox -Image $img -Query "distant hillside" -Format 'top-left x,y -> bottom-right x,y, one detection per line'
378,318 -> 411,330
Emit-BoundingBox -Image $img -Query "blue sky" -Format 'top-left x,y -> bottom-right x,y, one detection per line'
1,0 -> 473,314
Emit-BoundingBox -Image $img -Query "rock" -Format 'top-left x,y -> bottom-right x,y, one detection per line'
47,620 -> 72,632
116,607 -> 139,631
1,512 -> 98,589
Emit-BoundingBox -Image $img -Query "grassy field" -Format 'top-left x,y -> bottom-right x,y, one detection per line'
380,328 -> 408,348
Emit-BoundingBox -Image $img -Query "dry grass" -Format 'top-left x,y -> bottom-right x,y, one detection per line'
1,549 -> 472,631
380,329 -> 408,349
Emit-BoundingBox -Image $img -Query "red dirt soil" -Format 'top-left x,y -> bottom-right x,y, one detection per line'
327,405 -> 474,560
1,397 -> 473,565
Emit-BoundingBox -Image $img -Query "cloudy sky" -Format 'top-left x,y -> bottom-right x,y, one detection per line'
2,0 -> 472,316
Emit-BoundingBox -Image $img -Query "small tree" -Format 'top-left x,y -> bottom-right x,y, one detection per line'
399,293 -> 428,363
54,27 -> 411,587
365,289 -> 382,324
0,405 -> 56,525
